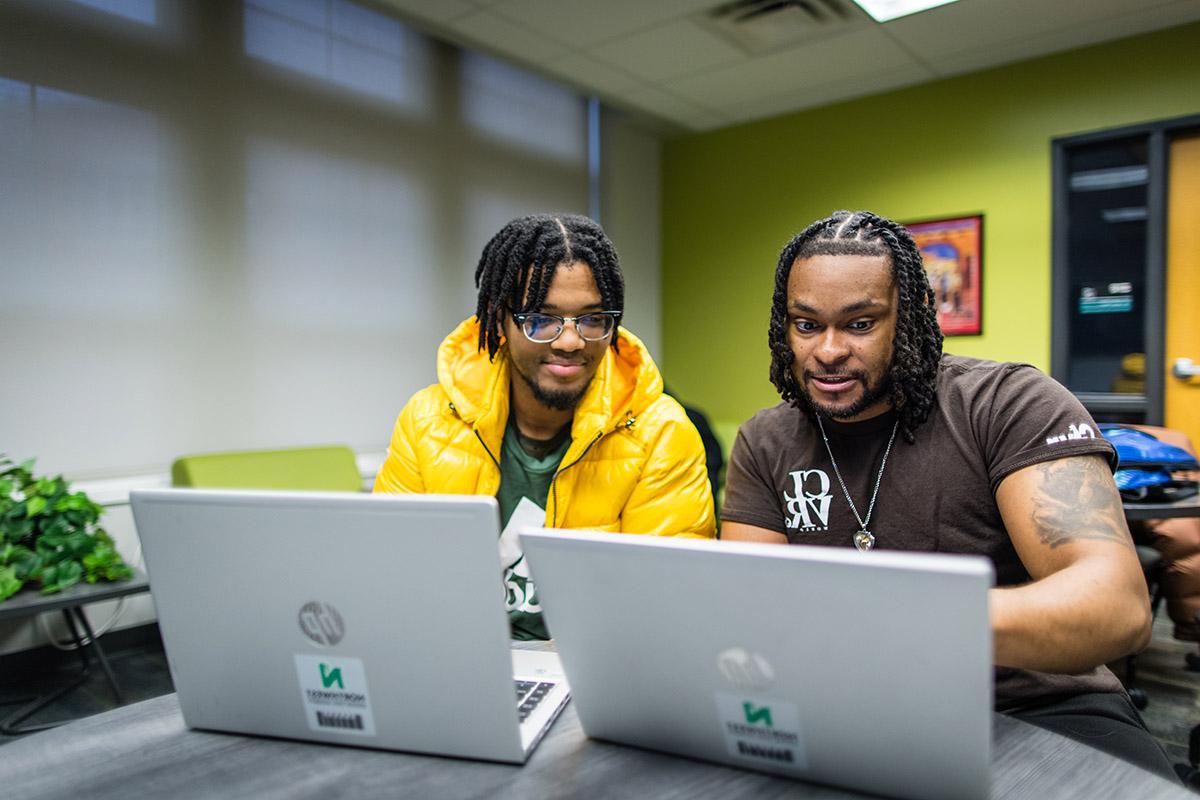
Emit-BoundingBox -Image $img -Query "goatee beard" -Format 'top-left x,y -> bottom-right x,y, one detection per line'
517,367 -> 590,411
798,370 -> 892,420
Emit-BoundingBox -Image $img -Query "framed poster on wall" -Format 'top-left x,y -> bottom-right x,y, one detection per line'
905,214 -> 983,336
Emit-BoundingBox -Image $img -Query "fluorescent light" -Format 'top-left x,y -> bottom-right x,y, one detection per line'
851,0 -> 960,22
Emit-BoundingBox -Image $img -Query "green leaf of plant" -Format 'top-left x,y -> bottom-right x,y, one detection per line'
0,566 -> 22,600
14,550 -> 41,580
26,496 -> 47,518
56,560 -> 82,590
11,519 -> 34,541
0,459 -> 131,604
41,517 -> 68,539
65,530 -> 94,557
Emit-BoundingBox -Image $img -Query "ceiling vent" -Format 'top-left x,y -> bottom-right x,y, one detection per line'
699,0 -> 869,55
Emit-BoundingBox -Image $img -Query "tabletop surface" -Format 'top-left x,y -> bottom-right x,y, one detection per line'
0,571 -> 150,622
0,691 -> 1189,800
1124,494 -> 1200,521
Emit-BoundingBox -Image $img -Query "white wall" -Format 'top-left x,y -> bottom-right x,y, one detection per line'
601,108 -> 663,365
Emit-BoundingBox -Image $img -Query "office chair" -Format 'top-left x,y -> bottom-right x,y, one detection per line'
171,445 -> 364,492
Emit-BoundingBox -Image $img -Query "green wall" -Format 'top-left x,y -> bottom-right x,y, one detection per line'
662,22 -> 1200,429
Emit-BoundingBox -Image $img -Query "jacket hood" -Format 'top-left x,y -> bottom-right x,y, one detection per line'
436,316 -> 664,436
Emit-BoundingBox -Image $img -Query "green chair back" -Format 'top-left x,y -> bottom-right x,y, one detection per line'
171,445 -> 363,492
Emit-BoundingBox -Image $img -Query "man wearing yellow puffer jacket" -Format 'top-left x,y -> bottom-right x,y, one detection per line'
374,214 -> 716,639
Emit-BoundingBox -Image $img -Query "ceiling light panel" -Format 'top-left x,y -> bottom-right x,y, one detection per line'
851,0 -> 960,22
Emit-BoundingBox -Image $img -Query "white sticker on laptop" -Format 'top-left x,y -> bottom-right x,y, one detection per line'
295,654 -> 376,736
715,692 -> 807,770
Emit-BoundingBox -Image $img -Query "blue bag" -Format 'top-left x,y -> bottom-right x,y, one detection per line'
1099,425 -> 1199,502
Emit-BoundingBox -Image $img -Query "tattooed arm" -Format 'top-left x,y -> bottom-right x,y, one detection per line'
991,454 -> 1151,673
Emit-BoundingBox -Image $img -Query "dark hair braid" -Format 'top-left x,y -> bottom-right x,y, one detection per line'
767,210 -> 944,443
473,214 -> 625,360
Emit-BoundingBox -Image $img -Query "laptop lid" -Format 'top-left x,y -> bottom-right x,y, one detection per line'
131,488 -> 562,763
520,529 -> 993,800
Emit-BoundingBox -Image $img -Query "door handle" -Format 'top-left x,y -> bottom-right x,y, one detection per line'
1172,357 -> 1200,380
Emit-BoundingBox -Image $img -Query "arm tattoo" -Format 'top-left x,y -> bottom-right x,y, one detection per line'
1029,457 -> 1133,550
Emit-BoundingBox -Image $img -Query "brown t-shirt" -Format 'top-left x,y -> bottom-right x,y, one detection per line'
722,354 -> 1124,711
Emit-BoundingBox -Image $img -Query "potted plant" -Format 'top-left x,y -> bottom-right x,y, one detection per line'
0,455 -> 133,601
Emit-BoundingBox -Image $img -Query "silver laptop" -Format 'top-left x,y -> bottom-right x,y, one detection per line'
131,489 -> 569,763
519,529 -> 993,800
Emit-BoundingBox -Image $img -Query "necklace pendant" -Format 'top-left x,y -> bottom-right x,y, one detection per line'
853,530 -> 875,551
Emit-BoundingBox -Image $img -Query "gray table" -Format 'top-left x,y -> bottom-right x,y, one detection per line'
0,572 -> 151,623
1123,495 -> 1200,521
0,572 -> 151,733
0,692 -> 1188,799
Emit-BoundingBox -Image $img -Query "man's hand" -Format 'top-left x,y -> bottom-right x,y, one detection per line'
992,453 -> 1150,673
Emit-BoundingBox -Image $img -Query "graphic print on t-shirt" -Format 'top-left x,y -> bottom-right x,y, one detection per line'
499,496 -> 546,614
783,468 -> 832,532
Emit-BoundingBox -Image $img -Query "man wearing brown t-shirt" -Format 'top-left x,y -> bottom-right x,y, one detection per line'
722,210 -> 1174,779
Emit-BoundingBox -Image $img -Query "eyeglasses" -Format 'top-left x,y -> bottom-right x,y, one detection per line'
510,310 -> 621,343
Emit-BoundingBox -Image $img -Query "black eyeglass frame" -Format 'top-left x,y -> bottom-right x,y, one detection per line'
508,310 -> 622,343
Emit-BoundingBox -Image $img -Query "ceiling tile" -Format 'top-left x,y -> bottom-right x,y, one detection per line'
883,0 -> 1190,62
376,0 -> 476,24
446,10 -> 570,62
723,62 -> 935,125
661,26 -> 918,109
487,0 -> 718,48
543,53 -> 643,96
622,85 -> 730,131
381,0 -> 1200,132
588,18 -> 747,83
920,0 -> 1200,77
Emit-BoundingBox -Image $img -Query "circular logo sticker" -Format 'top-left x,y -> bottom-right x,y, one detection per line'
716,647 -> 775,691
298,601 -> 345,647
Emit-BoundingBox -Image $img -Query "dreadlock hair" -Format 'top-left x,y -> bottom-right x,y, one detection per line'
473,213 -> 625,360
767,210 -> 944,443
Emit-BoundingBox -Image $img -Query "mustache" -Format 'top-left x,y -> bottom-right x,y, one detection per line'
803,369 -> 867,382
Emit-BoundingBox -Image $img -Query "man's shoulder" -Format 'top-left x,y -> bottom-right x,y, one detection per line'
636,391 -> 697,435
738,401 -> 804,447
400,383 -> 456,423
938,354 -> 1061,401
940,353 -> 1040,379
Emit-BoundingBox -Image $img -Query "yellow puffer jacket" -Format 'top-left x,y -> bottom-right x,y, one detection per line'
374,317 -> 715,537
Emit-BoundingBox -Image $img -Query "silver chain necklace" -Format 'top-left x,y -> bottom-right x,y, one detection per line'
814,415 -> 899,551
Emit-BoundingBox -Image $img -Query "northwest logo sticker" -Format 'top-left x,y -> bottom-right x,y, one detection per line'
320,663 -> 344,690
743,702 -> 773,727
715,692 -> 807,770
295,654 -> 376,737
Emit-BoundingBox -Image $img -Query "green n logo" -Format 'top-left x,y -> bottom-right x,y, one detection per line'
743,702 -> 773,727
320,663 -> 344,690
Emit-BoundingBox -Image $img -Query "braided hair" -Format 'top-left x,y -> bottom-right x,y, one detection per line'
767,210 -> 944,443
474,214 -> 625,360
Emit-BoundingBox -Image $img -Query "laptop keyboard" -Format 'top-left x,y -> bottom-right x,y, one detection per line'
514,680 -> 556,722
